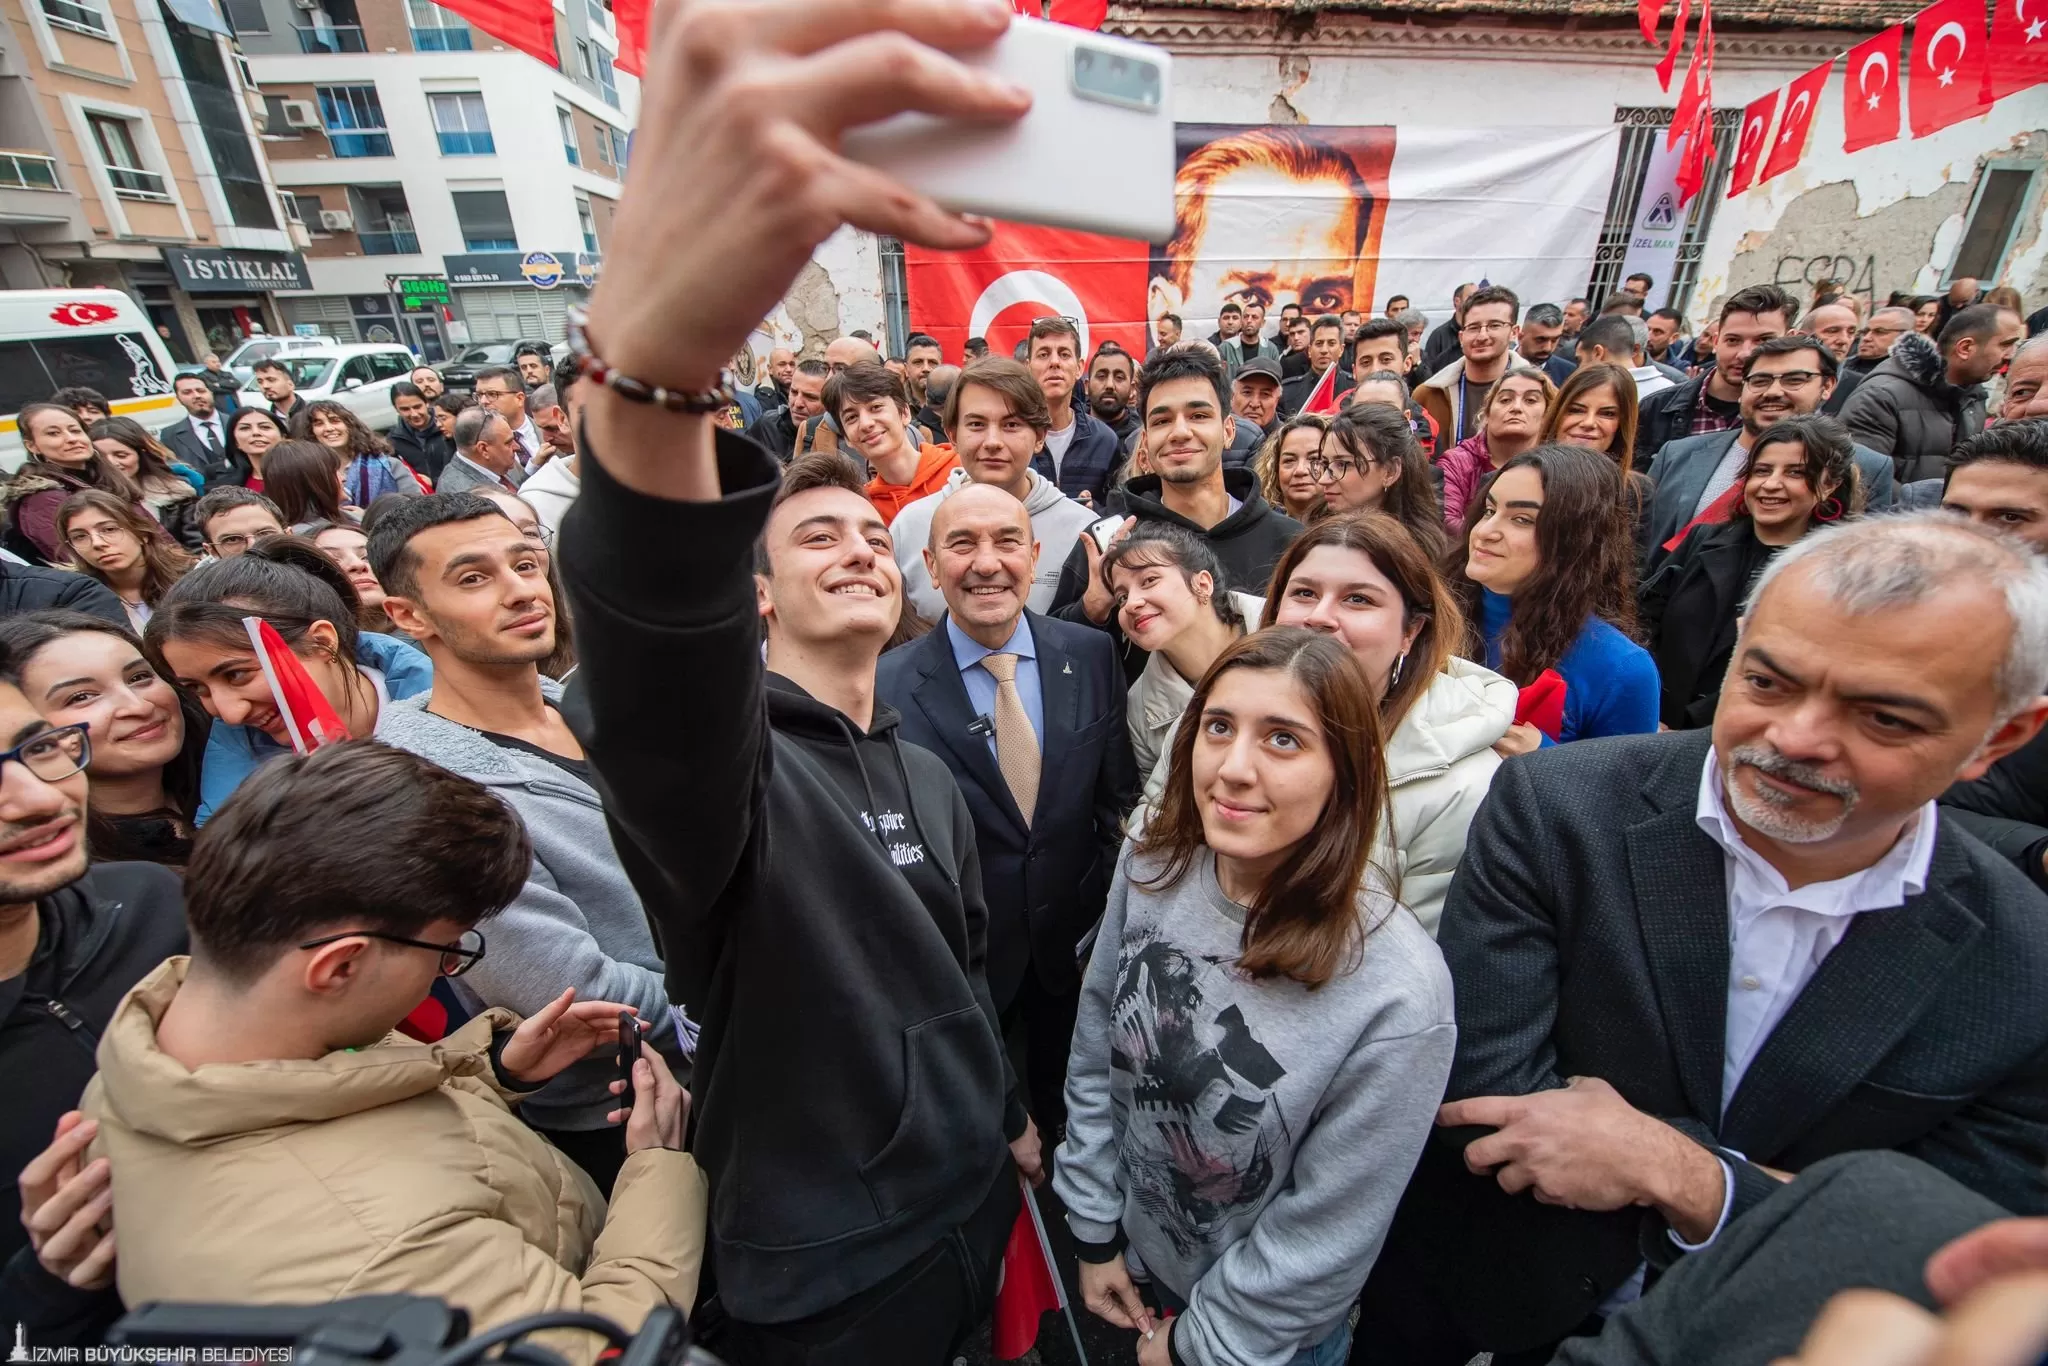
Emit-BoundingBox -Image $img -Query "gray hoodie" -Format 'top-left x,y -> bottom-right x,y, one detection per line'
374,681 -> 685,1131
1054,845 -> 1455,1366
888,467 -> 1098,623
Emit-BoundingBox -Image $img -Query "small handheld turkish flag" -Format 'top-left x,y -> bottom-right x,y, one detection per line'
991,1180 -> 1089,1362
244,617 -> 349,754
1301,362 -> 1344,417
1667,0 -> 1715,150
1908,0 -> 1992,136
1759,59 -> 1832,184
1844,25 -> 1906,151
1726,90 -> 1778,196
430,0 -> 556,66
1988,0 -> 2048,99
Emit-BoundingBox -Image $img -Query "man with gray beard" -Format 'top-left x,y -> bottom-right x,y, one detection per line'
1357,510 -> 2048,1366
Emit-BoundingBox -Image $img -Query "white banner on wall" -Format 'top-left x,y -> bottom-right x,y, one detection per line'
1618,133 -> 1687,311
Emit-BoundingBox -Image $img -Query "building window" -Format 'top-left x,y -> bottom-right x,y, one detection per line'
452,188 -> 516,251
595,51 -> 618,107
429,92 -> 495,156
585,0 -> 606,25
40,0 -> 111,37
593,122 -> 611,165
408,0 -> 472,50
317,85 -> 392,158
611,127 -> 628,168
556,107 -> 579,165
1947,165 -> 2043,285
575,40 -> 594,79
164,11 -> 277,227
87,114 -> 169,200
577,197 -> 597,254
219,0 -> 266,33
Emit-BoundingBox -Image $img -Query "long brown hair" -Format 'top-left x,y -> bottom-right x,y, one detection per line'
1137,628 -> 1389,990
1445,444 -> 1638,685
263,440 -> 346,525
1541,363 -> 1641,476
1252,413 -> 1329,519
56,490 -> 195,607
1261,512 -> 1463,730
16,403 -> 143,502
87,417 -> 195,500
1322,404 -> 1443,557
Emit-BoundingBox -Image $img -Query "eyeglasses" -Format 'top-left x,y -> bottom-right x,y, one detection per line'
1460,321 -> 1513,336
0,723 -> 90,783
1743,370 -> 1823,391
297,927 -> 487,977
1309,455 -> 1369,482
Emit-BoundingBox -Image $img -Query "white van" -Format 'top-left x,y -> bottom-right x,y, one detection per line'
0,289 -> 181,472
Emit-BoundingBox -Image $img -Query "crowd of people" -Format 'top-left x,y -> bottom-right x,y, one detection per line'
3,6 -> 2048,1366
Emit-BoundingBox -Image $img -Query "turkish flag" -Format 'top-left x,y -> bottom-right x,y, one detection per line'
1908,0 -> 1992,136
1516,670 -> 1568,743
1726,89 -> 1778,196
612,0 -> 648,75
990,1182 -> 1066,1359
1759,59 -> 1831,184
1989,0 -> 2048,98
1639,0 -> 1667,44
431,0 -> 556,65
1047,0 -> 1106,27
1655,0 -> 1692,89
1674,105 -> 1715,206
1844,25 -> 1905,150
243,617 -> 349,753
1667,0 -> 1715,150
904,220 -> 1149,364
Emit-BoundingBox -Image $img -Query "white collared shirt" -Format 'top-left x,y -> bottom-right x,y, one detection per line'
190,412 -> 224,451
1695,748 -> 1938,1112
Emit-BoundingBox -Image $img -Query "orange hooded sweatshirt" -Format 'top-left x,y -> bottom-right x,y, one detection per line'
865,443 -> 960,525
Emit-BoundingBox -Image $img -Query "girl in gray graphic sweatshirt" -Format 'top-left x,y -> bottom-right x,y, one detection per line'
1053,629 -> 1456,1366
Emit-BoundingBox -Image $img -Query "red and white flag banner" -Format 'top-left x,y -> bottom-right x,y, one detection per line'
1987,0 -> 2048,98
1908,0 -> 1993,135
431,0 -> 556,66
1726,89 -> 1779,197
1758,58 -> 1832,184
1843,25 -> 1906,151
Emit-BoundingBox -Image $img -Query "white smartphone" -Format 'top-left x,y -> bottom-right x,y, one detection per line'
1086,514 -> 1127,554
839,18 -> 1176,243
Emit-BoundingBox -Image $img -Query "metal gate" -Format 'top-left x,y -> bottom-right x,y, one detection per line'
1587,106 -> 1740,316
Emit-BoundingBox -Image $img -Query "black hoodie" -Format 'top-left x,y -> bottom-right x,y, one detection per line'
561,433 -> 1019,1325
0,863 -> 185,1341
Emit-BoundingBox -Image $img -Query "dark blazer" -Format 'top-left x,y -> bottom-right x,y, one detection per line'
877,611 -> 1137,1008
1029,407 -> 1122,506
1553,1151 -> 2007,1366
1633,372 -> 1709,462
1641,428 -> 1897,565
1367,728 -> 2048,1356
387,419 -> 455,483
1638,519 -> 1778,730
156,414 -> 238,489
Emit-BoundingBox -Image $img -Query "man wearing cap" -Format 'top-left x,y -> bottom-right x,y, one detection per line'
1232,357 -> 1285,442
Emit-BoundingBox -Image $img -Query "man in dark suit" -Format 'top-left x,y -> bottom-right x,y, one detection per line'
1355,509 -> 2048,1366
877,482 -> 1137,1134
159,374 -> 237,488
1643,336 -> 1896,564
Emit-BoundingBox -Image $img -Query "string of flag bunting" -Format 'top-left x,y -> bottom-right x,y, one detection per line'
1638,0 -> 2046,206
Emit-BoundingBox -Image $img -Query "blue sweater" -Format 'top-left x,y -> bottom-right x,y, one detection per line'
195,631 -> 435,823
1481,589 -> 1660,744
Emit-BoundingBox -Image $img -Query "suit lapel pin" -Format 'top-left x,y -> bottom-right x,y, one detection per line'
1063,662 -> 1072,674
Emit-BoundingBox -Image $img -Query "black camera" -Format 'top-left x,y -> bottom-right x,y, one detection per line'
110,1296 -> 725,1366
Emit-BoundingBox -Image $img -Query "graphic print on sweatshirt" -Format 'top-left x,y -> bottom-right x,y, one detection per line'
1109,935 -> 1289,1258
860,807 -> 927,869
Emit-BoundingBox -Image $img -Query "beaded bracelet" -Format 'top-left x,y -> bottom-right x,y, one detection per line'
566,307 -> 733,414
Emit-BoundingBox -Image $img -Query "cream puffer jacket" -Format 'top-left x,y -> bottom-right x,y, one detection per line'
1133,655 -> 1514,936
85,959 -> 706,1363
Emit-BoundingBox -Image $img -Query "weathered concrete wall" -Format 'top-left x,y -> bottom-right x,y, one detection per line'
748,225 -> 888,371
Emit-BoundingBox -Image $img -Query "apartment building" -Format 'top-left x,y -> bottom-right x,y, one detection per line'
234,0 -> 633,358
0,0 -> 303,360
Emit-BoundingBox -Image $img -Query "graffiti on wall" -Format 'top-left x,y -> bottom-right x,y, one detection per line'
1772,253 -> 1879,295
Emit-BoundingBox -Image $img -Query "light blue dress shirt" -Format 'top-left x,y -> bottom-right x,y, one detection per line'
945,614 -> 1044,757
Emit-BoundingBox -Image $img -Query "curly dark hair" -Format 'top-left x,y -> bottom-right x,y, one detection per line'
291,400 -> 392,460
1445,443 -> 1638,685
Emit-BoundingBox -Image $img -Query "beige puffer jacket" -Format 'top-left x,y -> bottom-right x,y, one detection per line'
85,959 -> 706,1363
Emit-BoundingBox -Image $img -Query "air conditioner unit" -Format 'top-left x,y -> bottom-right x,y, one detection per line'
281,99 -> 320,129
318,208 -> 354,231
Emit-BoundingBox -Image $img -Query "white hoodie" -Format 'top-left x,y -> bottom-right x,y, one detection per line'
889,467 -> 1097,623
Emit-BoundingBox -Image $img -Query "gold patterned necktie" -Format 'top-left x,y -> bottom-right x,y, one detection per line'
980,652 -> 1040,828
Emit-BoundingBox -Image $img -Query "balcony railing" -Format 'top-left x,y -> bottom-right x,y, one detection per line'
105,165 -> 170,200
410,25 -> 470,48
296,24 -> 367,52
435,129 -> 494,156
358,230 -> 420,255
461,235 -> 516,250
0,152 -> 61,191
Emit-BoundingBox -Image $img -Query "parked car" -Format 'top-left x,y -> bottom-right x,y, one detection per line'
217,333 -> 340,383
0,288 -> 181,472
239,344 -> 420,431
435,339 -> 560,390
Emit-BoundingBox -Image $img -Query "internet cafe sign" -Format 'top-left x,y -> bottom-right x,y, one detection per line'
162,247 -> 312,294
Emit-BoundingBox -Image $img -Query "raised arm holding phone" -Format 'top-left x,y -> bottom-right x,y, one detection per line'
558,4 -> 1042,1360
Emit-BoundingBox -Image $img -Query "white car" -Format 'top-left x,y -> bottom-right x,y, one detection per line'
220,333 -> 339,383
241,344 -> 420,432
